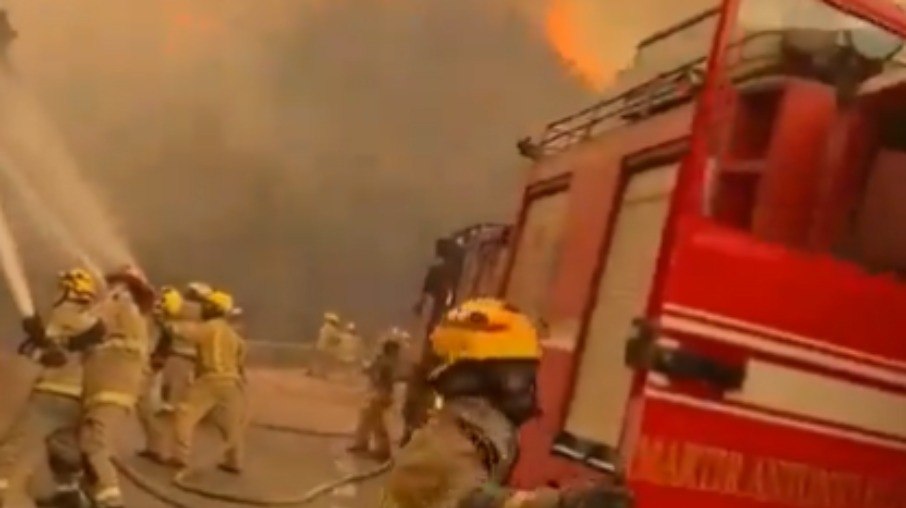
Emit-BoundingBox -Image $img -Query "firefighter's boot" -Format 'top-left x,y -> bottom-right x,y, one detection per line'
34,488 -> 91,508
91,496 -> 125,508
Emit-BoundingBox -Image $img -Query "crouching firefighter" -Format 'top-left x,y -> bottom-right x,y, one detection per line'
161,290 -> 247,473
0,268 -> 105,508
381,298 -> 634,508
78,266 -> 155,508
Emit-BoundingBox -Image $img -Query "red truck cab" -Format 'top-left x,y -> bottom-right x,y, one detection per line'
500,0 -> 906,506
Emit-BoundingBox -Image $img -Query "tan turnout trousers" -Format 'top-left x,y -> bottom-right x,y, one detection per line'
167,317 -> 247,469
135,372 -> 167,457
80,404 -> 131,505
352,392 -> 393,456
80,348 -> 145,506
161,355 -> 195,409
173,376 -> 246,468
137,355 -> 195,457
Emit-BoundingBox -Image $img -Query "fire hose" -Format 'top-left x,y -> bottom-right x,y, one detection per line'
113,421 -> 392,507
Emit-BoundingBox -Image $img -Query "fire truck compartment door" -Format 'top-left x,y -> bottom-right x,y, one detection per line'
563,162 -> 679,449
506,189 -> 570,322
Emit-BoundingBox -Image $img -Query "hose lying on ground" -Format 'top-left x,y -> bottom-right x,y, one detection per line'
114,421 -> 392,507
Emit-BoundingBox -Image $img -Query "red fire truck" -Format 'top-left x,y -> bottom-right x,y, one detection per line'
497,0 -> 906,506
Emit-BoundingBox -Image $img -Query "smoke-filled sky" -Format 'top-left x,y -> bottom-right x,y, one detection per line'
0,0 -> 711,342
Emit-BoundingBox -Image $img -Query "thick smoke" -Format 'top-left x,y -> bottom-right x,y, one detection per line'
0,0 -> 592,341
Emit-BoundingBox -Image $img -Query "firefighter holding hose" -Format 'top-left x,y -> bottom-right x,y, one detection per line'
136,285 -> 204,463
157,286 -> 204,410
381,298 -> 634,508
77,266 -> 155,508
160,290 -> 248,473
0,268 -> 105,508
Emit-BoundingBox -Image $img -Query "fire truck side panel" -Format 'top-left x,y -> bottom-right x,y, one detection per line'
746,81 -> 837,247
626,214 -> 906,506
665,217 -> 906,365
808,106 -> 878,251
510,104 -> 696,487
629,393 -> 906,508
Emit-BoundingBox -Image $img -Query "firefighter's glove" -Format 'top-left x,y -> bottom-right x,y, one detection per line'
37,346 -> 68,368
21,314 -> 47,345
19,339 -> 67,368
558,484 -> 634,508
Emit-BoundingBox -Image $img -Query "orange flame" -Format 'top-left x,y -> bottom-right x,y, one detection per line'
162,1 -> 225,56
544,0 -> 608,91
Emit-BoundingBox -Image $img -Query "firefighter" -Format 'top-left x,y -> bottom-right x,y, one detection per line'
79,266 -> 155,508
378,326 -> 411,354
0,268 -> 105,508
413,237 -> 459,336
393,327 -> 413,357
165,290 -> 247,474
155,287 -> 202,412
313,312 -> 343,378
378,326 -> 412,376
401,237 -> 461,445
348,337 -> 401,462
136,286 -> 202,463
381,298 -> 634,508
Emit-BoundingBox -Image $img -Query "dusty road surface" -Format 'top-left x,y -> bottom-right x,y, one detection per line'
0,358 -> 395,508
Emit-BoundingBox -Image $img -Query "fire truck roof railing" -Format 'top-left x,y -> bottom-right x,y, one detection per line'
533,59 -> 705,155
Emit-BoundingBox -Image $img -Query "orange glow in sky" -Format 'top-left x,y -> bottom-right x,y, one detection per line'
544,0 -> 608,91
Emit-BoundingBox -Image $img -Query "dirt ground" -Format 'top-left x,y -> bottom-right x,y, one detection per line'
0,360 -> 397,508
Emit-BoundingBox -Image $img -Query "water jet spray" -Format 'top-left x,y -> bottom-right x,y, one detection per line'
0,193 -> 33,317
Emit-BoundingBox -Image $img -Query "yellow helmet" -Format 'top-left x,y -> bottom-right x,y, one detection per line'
324,312 -> 340,324
156,286 -> 184,318
429,298 -> 540,376
204,290 -> 234,315
57,267 -> 97,300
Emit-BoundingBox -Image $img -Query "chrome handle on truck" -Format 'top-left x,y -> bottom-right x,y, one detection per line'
551,431 -> 620,474
624,318 -> 747,392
